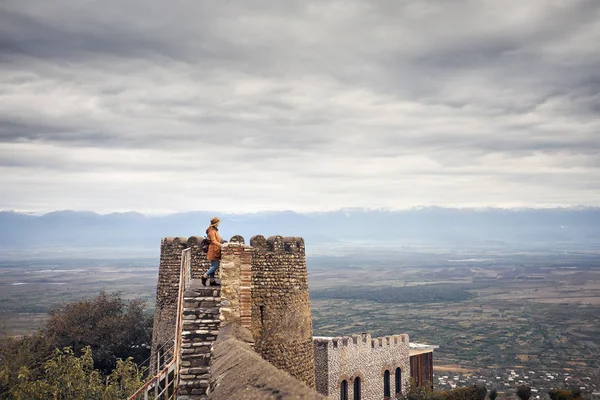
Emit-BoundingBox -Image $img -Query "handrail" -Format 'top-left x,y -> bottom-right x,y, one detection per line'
128,248 -> 192,400
173,248 -> 192,397
127,360 -> 175,399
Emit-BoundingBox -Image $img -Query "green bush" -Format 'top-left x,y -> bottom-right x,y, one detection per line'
10,346 -> 145,400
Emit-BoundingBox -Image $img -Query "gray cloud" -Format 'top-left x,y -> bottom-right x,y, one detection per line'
0,0 -> 599,213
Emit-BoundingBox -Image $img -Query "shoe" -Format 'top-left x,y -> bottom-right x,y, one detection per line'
209,279 -> 219,286
201,276 -> 207,286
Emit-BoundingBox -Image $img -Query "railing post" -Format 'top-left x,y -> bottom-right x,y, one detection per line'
155,351 -> 160,397
166,370 -> 169,399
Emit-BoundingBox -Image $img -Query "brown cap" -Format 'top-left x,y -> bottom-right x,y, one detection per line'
210,217 -> 220,226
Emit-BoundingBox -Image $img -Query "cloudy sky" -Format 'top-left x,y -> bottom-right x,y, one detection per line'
1,1 -> 599,213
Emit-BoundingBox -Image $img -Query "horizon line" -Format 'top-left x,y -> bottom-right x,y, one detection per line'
2,204 -> 600,217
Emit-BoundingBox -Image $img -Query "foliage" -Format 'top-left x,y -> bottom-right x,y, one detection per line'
517,385 -> 532,400
44,291 -> 152,374
472,383 -> 487,400
10,346 -> 145,400
102,357 -> 148,400
548,388 -> 584,400
0,333 -> 54,399
401,380 -> 483,400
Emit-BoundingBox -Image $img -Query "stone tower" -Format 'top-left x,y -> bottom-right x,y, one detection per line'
249,235 -> 316,388
150,234 -> 316,388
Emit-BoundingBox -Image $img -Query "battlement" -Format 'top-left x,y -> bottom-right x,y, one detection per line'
161,236 -> 204,247
161,234 -> 305,254
250,235 -> 305,253
314,333 -> 409,350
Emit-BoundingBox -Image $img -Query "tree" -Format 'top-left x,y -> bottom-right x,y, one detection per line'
473,383 -> 487,400
489,388 -> 498,400
402,381 -> 480,400
10,346 -> 145,400
44,291 -> 152,374
517,385 -> 532,400
548,388 -> 583,400
0,333 -> 54,399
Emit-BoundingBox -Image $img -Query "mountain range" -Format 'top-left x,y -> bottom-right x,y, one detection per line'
1,208 -> 599,250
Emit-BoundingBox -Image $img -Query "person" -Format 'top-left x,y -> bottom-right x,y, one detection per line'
202,216 -> 223,286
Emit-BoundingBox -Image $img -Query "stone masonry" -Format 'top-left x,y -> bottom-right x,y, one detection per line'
178,283 -> 221,400
314,334 -> 410,400
151,233 -> 317,396
219,238 -> 252,330
151,236 -> 211,372
250,235 -> 316,389
209,323 -> 325,400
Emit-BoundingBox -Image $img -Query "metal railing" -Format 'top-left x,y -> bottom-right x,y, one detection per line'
128,248 -> 192,400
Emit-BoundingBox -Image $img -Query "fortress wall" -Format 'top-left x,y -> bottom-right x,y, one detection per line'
209,323 -> 325,400
313,334 -> 410,400
314,338 -> 329,396
219,237 -> 253,329
250,235 -> 316,389
178,285 -> 221,399
185,236 -> 212,279
151,236 -> 210,372
151,237 -> 187,369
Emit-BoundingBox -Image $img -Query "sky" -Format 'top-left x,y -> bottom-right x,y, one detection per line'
1,0 -> 599,214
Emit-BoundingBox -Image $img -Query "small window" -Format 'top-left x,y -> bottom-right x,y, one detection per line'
341,380 -> 348,400
395,368 -> 402,394
353,377 -> 361,400
384,370 -> 391,397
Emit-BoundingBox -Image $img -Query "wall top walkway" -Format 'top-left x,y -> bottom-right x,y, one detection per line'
209,323 -> 325,400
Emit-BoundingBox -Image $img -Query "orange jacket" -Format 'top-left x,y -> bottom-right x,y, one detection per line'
206,227 -> 222,261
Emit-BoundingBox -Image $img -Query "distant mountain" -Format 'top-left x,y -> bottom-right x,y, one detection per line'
1,208 -> 599,250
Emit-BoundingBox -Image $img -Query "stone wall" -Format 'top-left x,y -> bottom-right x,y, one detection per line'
218,238 -> 252,329
178,284 -> 221,400
151,232 -> 317,394
314,334 -> 410,400
250,235 -> 316,389
209,323 -> 325,400
151,236 -> 211,372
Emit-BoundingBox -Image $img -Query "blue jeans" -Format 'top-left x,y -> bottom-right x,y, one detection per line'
206,260 -> 220,278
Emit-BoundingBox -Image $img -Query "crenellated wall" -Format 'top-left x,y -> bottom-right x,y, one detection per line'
250,235 -> 316,389
313,334 -> 410,400
151,236 -> 211,372
151,233 -> 316,391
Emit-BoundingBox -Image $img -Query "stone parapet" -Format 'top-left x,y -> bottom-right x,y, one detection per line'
219,240 -> 253,329
209,323 -> 325,400
314,333 -> 409,349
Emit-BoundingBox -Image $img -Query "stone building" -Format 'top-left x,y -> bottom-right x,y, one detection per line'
150,233 -> 437,399
313,335 -> 437,400
314,334 -> 410,400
